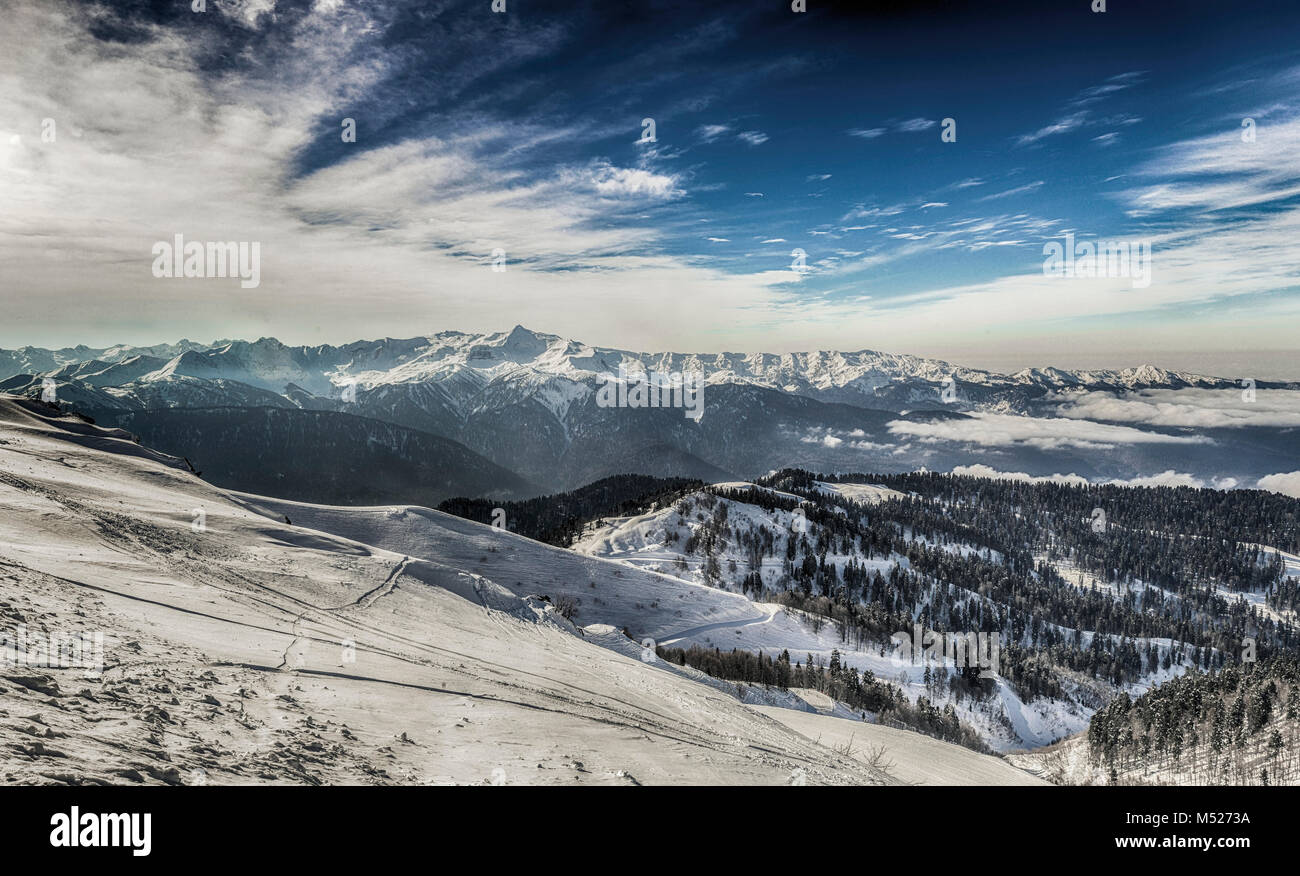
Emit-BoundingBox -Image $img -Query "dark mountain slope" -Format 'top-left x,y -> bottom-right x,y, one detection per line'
114,406 -> 541,505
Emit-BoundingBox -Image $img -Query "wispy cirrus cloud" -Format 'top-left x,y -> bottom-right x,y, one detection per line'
1124,115 -> 1300,214
847,118 -> 936,139
696,123 -> 732,143
1016,112 -> 1089,146
976,181 -> 1045,201
1014,72 -> 1145,146
1069,71 -> 1147,108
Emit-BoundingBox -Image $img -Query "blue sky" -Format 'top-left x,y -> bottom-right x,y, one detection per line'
2,0 -> 1299,376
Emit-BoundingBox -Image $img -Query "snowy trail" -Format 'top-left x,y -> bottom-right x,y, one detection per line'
658,603 -> 780,646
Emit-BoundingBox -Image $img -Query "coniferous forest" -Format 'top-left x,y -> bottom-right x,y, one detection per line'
1088,657 -> 1300,785
440,467 -> 1300,766
439,475 -> 703,545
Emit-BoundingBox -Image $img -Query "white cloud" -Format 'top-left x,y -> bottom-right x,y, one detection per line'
216,0 -> 278,29
1055,389 -> 1300,429
737,130 -> 769,146
1105,470 -> 1208,489
578,162 -> 684,199
1014,73 -> 1145,147
799,429 -> 885,451
1125,115 -> 1300,214
952,465 -> 1241,491
950,465 -> 1091,486
886,412 -> 1212,450
976,181 -> 1045,201
767,196 -> 1300,356
697,124 -> 731,143
1015,112 -> 1088,146
1258,471 -> 1300,498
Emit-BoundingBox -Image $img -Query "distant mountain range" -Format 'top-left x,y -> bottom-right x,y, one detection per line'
2,327 -> 1296,500
0,326 -> 1268,407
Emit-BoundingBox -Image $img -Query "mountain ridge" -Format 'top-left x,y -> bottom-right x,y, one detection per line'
1,326 -> 1258,398
3,327 -> 1296,496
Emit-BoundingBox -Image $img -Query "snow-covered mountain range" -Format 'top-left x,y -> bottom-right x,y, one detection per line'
0,326 -> 1252,413
2,327 -> 1296,496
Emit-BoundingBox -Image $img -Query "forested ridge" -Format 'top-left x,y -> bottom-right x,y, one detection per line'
696,473 -> 1297,698
438,474 -> 702,545
440,467 -> 1299,750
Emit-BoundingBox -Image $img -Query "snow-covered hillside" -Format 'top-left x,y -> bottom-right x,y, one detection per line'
567,482 -> 1210,751
0,395 -> 1037,785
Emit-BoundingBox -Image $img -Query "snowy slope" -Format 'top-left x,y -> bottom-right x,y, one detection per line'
0,395 -> 932,785
813,480 -> 906,504
250,484 -> 1085,751
754,707 -> 1044,786
225,493 -> 775,643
